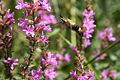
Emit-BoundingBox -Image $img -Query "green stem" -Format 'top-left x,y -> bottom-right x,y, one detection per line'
59,33 -> 72,46
70,0 -> 76,46
64,75 -> 70,80
85,40 -> 120,66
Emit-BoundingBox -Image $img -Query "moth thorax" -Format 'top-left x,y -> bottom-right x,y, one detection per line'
72,25 -> 79,31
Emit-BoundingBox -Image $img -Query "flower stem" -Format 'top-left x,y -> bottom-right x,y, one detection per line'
85,40 -> 120,66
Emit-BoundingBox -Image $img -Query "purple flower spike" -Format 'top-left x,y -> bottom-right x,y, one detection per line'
102,69 -> 117,80
98,27 -> 116,41
70,70 -> 95,80
3,57 -> 19,70
82,9 -> 96,48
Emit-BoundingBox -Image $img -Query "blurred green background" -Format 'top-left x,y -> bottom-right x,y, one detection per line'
1,0 -> 120,80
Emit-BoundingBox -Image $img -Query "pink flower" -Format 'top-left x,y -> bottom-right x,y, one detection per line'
109,72 -> 117,77
70,70 -> 95,80
117,24 -> 120,28
44,52 -> 58,67
82,9 -> 96,48
40,0 -> 51,11
45,68 -> 58,79
64,53 -> 70,62
70,71 -> 77,79
98,28 -> 116,41
55,53 -> 63,60
41,35 -> 49,43
82,9 -> 95,18
38,14 -> 57,26
5,9 -> 15,24
70,46 -> 77,51
102,69 -> 117,80
84,39 -> 91,48
4,57 -> 19,70
86,70 -> 94,76
78,75 -> 88,80
93,50 -> 107,60
31,67 -> 43,79
21,25 -> 35,37
15,0 -> 29,9
18,18 -> 29,28
43,25 -> 52,32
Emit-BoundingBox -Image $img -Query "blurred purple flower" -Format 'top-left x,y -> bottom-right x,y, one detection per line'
43,25 -> 52,32
55,53 -> 63,60
85,70 -> 94,76
64,53 -> 70,62
70,46 -> 77,51
98,27 -> 116,41
37,14 -> 57,26
117,24 -> 120,28
70,70 -> 95,80
45,68 -> 58,79
31,67 -> 43,79
93,50 -> 107,60
78,75 -> 88,80
102,69 -> 109,80
84,39 -> 91,48
70,71 -> 77,79
3,57 -> 19,70
102,69 -> 117,80
109,72 -> 117,77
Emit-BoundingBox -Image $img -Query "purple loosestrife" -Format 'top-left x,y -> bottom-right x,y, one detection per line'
15,0 -> 57,77
64,53 -> 71,62
70,70 -> 95,80
69,46 -> 95,80
16,0 -> 56,38
3,57 -> 19,70
30,52 -> 70,80
31,67 -> 43,79
40,52 -> 58,67
0,5 -> 15,79
45,68 -> 58,80
102,69 -> 117,80
117,24 -> 120,28
93,50 -> 107,60
93,27 -> 116,60
0,9 -> 15,51
82,9 -> 96,48
98,27 -> 116,42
